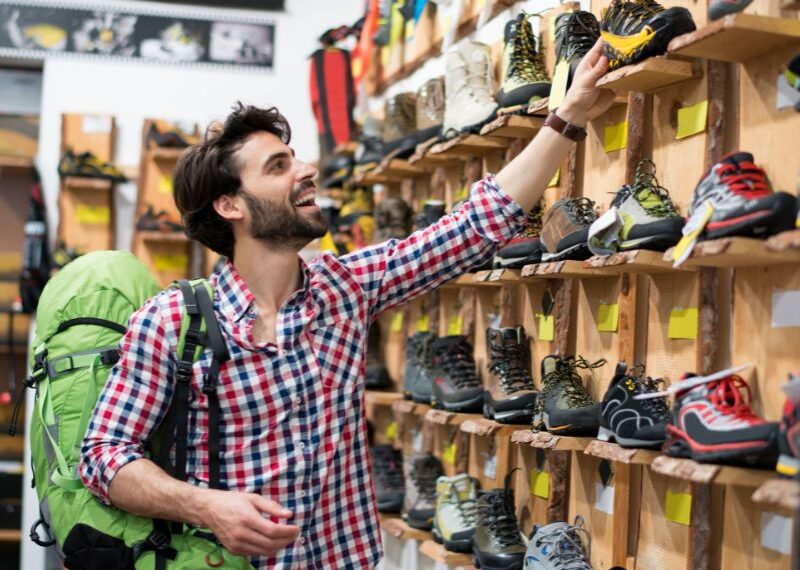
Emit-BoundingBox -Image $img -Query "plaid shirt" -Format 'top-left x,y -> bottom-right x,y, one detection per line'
80,175 -> 525,569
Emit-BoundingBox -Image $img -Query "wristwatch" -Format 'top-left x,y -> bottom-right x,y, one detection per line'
544,111 -> 587,142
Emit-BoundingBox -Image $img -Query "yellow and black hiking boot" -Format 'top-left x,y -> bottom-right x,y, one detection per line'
600,0 -> 696,71
554,10 -> 600,88
58,149 -> 127,182
496,13 -> 551,109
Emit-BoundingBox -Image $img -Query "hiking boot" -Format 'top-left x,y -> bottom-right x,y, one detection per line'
58,149 -> 127,182
539,198 -> 597,262
473,473 -> 527,570
415,200 -> 447,230
430,336 -> 484,413
354,115 -> 384,173
598,363 -> 671,448
404,332 -> 437,402
371,445 -> 405,513
383,92 -> 418,144
495,201 -> 545,268
403,453 -> 445,530
416,76 -> 446,140
374,197 -> 414,242
366,322 -> 393,390
708,0 -> 754,20
689,152 -> 797,241
52,240 -> 83,269
145,122 -> 197,149
321,154 -> 354,189
433,473 -> 480,553
484,327 -> 538,425
443,41 -> 499,135
136,205 -> 183,233
496,13 -> 551,109
554,11 -> 600,89
777,374 -> 800,477
589,158 -> 684,255
600,0 -> 696,71
664,372 -> 779,467
524,516 -> 592,570
533,355 -> 605,436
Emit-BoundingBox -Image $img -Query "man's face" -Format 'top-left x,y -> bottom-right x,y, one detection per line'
234,131 -> 327,248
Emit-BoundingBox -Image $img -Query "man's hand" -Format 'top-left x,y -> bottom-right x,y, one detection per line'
558,39 -> 617,127
201,490 -> 301,557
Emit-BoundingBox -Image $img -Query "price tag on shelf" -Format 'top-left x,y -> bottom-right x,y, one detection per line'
483,450 -> 497,479
665,489 -> 692,526
771,290 -> 800,328
385,421 -> 398,442
530,469 -> 550,499
672,201 -> 714,268
442,442 -> 457,466
548,59 -> 570,111
390,312 -> 404,333
597,303 -> 619,333
154,254 -> 188,273
447,314 -> 463,336
668,307 -> 699,339
594,481 -> 615,514
416,314 -> 429,333
676,100 -> 708,140
537,314 -> 555,341
81,115 -> 112,134
76,205 -> 110,225
603,121 -> 628,153
547,168 -> 560,188
412,429 -> 424,453
159,174 -> 173,194
760,511 -> 793,555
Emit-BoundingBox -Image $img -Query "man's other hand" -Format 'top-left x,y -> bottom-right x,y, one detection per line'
558,39 -> 617,127
201,490 -> 301,557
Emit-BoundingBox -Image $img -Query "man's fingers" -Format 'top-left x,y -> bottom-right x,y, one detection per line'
577,39 -> 605,73
247,513 -> 301,540
252,494 -> 293,518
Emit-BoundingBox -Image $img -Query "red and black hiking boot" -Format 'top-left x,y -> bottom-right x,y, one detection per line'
689,152 -> 797,241
777,373 -> 800,477
664,373 -> 779,467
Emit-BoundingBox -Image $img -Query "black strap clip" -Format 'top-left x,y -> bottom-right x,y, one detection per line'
132,529 -> 178,561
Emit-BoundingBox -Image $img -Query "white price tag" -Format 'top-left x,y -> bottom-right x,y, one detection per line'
594,481 -> 615,515
412,429 -> 424,453
81,115 -> 112,134
483,452 -> 497,479
771,290 -> 800,328
760,511 -> 793,555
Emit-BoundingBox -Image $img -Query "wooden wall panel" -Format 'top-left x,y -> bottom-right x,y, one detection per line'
636,469 -> 694,570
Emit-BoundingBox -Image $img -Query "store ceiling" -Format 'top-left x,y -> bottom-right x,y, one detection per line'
136,0 -> 285,11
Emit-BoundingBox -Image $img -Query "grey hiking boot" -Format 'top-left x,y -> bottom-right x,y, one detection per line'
433,473 -> 480,553
484,327 -> 538,424
404,332 -> 436,403
365,321 -> 392,390
533,355 -> 606,436
402,453 -> 445,530
416,76 -> 446,139
374,197 -> 414,242
473,472 -> 527,570
429,335 -> 484,413
443,40 -> 498,135
524,516 -> 592,570
415,200 -> 447,230
371,445 -> 405,513
539,198 -> 597,262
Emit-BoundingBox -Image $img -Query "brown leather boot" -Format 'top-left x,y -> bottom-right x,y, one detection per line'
483,326 -> 538,424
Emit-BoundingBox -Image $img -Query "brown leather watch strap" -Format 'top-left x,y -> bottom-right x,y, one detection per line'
544,111 -> 587,142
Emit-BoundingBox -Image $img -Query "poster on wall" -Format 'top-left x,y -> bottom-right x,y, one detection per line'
0,1 -> 274,69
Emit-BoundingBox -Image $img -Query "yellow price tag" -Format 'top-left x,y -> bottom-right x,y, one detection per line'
447,315 -> 463,336
416,314 -> 429,333
443,14 -> 453,35
405,19 -> 415,42
390,312 -> 404,333
604,121 -> 628,153
154,254 -> 188,273
159,174 -> 173,194
548,59 -> 570,111
385,421 -> 398,442
676,100 -> 708,140
548,168 -> 561,188
671,202 -> 714,266
531,470 -> 550,499
668,307 -> 699,339
665,490 -> 692,526
76,205 -> 110,225
597,303 -> 619,332
537,314 -> 555,341
442,442 -> 457,466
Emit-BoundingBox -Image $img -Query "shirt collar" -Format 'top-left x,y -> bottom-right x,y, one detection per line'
215,257 -> 311,322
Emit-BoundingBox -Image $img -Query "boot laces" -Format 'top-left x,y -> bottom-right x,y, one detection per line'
518,199 -> 545,237
489,340 -> 534,394
445,484 -> 479,527
563,198 -> 597,226
536,516 -> 592,569
477,471 -> 523,548
436,339 -> 479,389
716,161 -> 770,198
630,159 -> 678,217
508,13 -> 548,82
559,12 -> 600,62
411,457 -> 442,501
707,375 -> 762,423
373,448 -> 404,490
540,356 -> 606,409
603,0 -> 664,33
628,365 -> 671,421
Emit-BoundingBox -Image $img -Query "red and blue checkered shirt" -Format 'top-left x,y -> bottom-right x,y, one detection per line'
80,175 -> 525,568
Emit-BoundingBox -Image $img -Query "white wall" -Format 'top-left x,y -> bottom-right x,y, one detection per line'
36,0 -> 365,252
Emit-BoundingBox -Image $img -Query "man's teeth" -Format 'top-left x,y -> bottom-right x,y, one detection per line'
295,193 -> 316,206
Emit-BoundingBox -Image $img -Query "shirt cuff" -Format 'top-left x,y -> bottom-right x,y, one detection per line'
467,173 -> 527,244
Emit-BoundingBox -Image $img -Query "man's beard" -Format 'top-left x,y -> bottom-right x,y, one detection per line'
240,182 -> 328,248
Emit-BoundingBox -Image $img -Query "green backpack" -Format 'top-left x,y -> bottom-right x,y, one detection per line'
12,251 -> 253,570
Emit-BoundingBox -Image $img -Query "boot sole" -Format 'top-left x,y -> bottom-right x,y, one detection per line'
618,233 -> 682,252
704,205 -> 796,240
664,427 -> 778,467
483,402 -> 536,424
472,548 -> 524,570
541,242 -> 592,263
433,525 -> 473,553
597,425 -> 664,449
431,392 -> 485,413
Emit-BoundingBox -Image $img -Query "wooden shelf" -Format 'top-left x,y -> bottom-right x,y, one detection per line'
150,147 -> 186,161
584,249 -> 696,275
62,176 -> 113,191
510,429 -> 594,451
480,114 -> 544,138
334,141 -> 359,156
527,98 -> 551,116
353,168 -> 395,186
0,530 -> 21,542
419,539 -> 475,567
596,57 -> 699,93
442,269 -> 522,289
429,134 -> 508,159
0,155 -> 34,169
460,418 -> 518,437
584,440 -> 661,465
138,230 -> 188,243
650,455 -> 778,486
712,464 -> 778,487
380,514 -> 432,541
664,234 -> 800,268
667,13 -> 800,62
751,478 -> 800,511
424,409 -> 479,426
365,391 -> 403,407
521,260 -> 617,279
378,158 -> 427,179
781,0 -> 800,9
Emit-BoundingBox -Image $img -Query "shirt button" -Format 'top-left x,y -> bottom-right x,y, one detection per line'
294,397 -> 301,406
299,490 -> 306,497
299,537 -> 305,545
297,441 -> 305,449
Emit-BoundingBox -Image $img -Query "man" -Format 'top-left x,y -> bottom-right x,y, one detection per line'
79,40 -> 615,568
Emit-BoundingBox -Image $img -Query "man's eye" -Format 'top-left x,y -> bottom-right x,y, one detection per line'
271,160 -> 285,172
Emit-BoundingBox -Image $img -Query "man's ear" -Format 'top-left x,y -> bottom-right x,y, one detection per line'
213,193 -> 245,222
